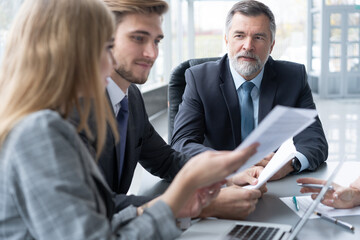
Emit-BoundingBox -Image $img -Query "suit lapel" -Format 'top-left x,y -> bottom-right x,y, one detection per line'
219,56 -> 242,147
258,57 -> 278,123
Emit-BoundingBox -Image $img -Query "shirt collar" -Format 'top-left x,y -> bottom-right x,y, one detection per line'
228,58 -> 264,90
106,77 -> 127,110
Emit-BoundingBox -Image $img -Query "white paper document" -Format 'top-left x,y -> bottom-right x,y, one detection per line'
243,138 -> 296,189
281,195 -> 360,219
233,105 -> 317,175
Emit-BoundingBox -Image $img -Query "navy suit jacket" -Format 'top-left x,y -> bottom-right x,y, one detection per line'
71,84 -> 188,211
171,54 -> 328,171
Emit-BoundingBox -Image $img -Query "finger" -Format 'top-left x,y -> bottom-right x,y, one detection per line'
247,189 -> 262,199
263,152 -> 275,161
300,187 -> 322,194
296,177 -> 326,184
255,159 -> 269,167
259,184 -> 267,194
310,193 -> 318,200
322,199 -> 335,207
233,173 -> 258,186
247,201 -> 257,214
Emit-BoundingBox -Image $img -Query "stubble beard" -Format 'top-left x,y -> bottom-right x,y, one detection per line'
115,64 -> 149,85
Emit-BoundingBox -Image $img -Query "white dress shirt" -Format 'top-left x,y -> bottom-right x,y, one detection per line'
106,77 -> 127,115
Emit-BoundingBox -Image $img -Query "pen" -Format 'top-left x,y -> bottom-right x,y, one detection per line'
297,183 -> 334,191
292,196 -> 299,211
314,211 -> 355,232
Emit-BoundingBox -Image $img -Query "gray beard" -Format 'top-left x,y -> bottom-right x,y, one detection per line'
229,52 -> 267,78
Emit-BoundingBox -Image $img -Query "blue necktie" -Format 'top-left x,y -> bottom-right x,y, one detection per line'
116,96 -> 129,182
239,81 -> 255,141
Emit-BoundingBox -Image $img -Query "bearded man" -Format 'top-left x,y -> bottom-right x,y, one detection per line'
171,0 -> 328,183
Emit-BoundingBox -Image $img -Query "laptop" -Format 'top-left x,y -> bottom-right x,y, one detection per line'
177,159 -> 344,240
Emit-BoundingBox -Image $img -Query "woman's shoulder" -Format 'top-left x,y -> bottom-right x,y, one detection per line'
4,110 -> 77,154
15,109 -> 74,137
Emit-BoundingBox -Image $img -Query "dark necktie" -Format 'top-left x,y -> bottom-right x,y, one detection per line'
116,96 -> 129,182
239,81 -> 255,141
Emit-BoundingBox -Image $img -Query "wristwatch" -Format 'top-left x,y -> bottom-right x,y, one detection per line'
291,157 -> 301,173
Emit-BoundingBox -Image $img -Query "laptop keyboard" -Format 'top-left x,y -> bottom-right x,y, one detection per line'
226,224 -> 280,240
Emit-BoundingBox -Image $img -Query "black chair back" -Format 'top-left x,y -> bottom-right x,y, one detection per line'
168,57 -> 220,143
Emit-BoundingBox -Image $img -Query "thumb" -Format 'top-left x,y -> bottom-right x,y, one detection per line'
232,173 -> 258,186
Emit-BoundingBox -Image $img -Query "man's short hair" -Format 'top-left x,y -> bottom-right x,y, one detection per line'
103,0 -> 168,25
225,0 -> 276,43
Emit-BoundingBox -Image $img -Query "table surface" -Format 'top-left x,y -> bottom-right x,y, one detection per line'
138,161 -> 360,240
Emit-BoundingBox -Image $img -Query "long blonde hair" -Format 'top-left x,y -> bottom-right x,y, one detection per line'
0,0 -> 118,158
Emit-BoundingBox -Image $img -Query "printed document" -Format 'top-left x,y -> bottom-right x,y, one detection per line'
244,138 -> 296,189
232,105 -> 317,175
281,195 -> 360,219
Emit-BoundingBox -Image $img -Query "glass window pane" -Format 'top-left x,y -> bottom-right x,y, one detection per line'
348,28 -> 359,42
312,28 -> 321,43
326,0 -> 360,5
313,13 -> 320,29
327,76 -> 340,94
347,43 -> 359,57
349,13 -> 360,26
329,58 -> 341,72
347,76 -> 360,94
330,28 -> 342,42
312,0 -> 321,8
311,58 -> 321,72
330,43 -> 341,57
0,0 -> 25,62
347,58 -> 360,72
330,13 -> 341,26
312,44 -> 321,58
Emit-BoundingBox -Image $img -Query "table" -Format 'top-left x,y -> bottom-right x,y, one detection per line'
138,161 -> 360,239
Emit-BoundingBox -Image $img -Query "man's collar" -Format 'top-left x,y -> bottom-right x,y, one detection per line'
106,77 -> 127,107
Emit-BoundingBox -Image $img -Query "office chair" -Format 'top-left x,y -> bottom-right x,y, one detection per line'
168,57 -> 220,143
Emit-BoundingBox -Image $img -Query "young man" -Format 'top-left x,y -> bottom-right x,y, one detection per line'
70,0 -> 263,220
172,1 -> 328,184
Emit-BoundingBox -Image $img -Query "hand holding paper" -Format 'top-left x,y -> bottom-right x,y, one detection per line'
243,138 -> 296,190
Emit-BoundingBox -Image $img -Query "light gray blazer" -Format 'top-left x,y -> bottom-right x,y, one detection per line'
0,110 -> 181,240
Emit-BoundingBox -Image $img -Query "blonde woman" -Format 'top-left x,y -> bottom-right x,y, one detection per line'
0,0 -> 259,239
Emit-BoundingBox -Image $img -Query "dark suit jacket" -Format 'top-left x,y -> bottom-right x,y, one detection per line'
171,54 -> 328,171
71,84 -> 188,211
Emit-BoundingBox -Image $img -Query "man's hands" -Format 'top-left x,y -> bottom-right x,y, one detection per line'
297,177 -> 360,209
256,152 -> 294,180
176,182 -> 224,218
199,185 -> 262,220
197,166 -> 266,220
229,166 -> 267,194
159,144 -> 259,219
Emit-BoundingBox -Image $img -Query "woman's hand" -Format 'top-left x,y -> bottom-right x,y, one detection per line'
297,177 -> 360,209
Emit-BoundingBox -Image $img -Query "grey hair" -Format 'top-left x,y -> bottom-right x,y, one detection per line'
225,0 -> 276,43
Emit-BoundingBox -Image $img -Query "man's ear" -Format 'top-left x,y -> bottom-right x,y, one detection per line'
224,34 -> 229,46
269,40 -> 275,54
